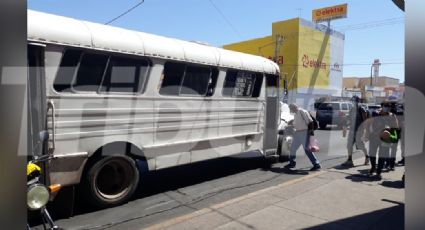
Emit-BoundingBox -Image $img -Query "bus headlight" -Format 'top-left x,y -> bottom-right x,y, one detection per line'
27,184 -> 50,210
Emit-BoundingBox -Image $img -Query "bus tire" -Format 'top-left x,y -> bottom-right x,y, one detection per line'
83,155 -> 139,208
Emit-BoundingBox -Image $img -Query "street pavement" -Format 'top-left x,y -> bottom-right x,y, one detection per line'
144,158 -> 404,230
37,129 -> 404,229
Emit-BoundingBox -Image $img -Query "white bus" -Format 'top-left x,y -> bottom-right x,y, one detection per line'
27,10 -> 281,207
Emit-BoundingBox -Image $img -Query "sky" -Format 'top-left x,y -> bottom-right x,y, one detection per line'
28,0 -> 405,82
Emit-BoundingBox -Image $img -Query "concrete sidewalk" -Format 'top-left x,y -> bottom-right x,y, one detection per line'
144,158 -> 404,230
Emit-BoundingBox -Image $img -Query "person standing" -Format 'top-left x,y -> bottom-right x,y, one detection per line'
385,102 -> 403,169
285,103 -> 321,171
365,100 -> 399,179
341,96 -> 369,167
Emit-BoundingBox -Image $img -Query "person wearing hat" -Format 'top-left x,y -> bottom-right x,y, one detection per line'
284,103 -> 321,171
341,96 -> 369,167
365,100 -> 399,179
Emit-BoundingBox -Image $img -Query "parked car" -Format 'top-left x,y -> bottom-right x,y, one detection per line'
365,104 -> 381,117
315,101 -> 351,129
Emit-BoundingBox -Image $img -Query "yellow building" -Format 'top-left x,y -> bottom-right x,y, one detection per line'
223,18 -> 345,110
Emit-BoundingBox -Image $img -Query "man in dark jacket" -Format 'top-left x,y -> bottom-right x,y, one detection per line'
341,96 -> 369,167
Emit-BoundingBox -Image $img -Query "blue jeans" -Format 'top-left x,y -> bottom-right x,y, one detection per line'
289,130 -> 320,166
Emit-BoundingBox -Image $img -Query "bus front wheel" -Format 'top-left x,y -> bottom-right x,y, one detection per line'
83,155 -> 139,208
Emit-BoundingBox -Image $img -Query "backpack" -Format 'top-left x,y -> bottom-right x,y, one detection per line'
309,112 -> 319,130
301,110 -> 318,131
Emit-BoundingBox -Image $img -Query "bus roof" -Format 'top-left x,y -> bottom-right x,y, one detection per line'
27,10 -> 279,74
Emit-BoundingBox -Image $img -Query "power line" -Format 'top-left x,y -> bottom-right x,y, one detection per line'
269,17 -> 405,41
277,62 -> 404,67
208,0 -> 242,39
104,0 -> 145,25
333,17 -> 404,30
336,20 -> 404,32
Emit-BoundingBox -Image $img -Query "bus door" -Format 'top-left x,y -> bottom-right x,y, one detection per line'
263,74 -> 279,155
27,43 -> 47,156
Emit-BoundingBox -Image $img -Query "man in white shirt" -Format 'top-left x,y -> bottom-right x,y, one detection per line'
285,103 -> 321,171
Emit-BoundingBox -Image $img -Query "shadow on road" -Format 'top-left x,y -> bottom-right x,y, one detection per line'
304,203 -> 404,230
381,180 -> 404,189
345,174 -> 382,182
268,166 -> 309,175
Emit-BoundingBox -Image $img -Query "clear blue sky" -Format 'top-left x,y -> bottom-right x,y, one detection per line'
28,0 -> 405,82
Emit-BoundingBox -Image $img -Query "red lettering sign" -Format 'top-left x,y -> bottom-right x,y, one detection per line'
301,54 -> 327,70
267,56 -> 284,65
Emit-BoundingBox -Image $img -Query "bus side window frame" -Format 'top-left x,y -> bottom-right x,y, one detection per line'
159,61 -> 218,97
53,47 -> 152,96
222,69 -> 264,98
98,55 -> 151,95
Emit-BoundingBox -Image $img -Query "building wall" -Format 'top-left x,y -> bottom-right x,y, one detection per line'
343,76 -> 400,89
223,17 -> 345,110
343,77 -> 360,88
222,36 -> 273,59
271,18 -> 300,91
342,76 -> 401,102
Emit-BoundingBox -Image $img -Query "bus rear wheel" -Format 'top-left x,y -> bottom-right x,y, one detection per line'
84,155 -> 139,208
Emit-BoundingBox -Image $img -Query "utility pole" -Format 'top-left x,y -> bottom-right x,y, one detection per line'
274,34 -> 284,100
296,8 -> 302,18
273,34 -> 283,63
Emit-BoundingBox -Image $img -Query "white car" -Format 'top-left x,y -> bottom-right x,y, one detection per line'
277,102 -> 294,161
278,102 -> 294,130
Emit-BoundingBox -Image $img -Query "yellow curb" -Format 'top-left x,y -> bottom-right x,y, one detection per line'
143,170 -> 326,230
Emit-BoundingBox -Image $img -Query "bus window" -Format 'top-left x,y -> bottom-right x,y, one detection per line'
159,62 -> 218,97
72,53 -> 108,92
206,68 -> 219,97
223,70 -> 263,98
180,65 -> 211,96
54,49 -> 82,92
251,73 -> 264,97
159,62 -> 185,95
100,56 -> 150,93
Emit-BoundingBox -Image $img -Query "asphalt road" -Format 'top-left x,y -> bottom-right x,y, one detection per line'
39,128 -> 366,230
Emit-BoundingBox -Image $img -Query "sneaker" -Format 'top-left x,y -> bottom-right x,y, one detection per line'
341,160 -> 354,167
364,157 -> 370,165
375,174 -> 382,180
310,164 -> 322,171
397,158 -> 405,165
284,162 -> 296,169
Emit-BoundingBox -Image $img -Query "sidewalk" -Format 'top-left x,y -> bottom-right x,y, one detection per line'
144,158 -> 404,230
